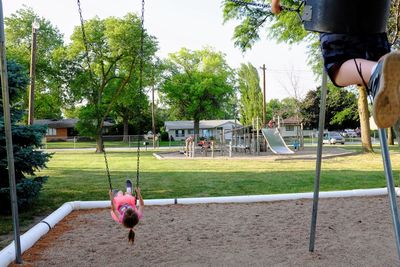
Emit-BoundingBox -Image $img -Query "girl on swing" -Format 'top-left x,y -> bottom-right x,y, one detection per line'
272,0 -> 400,130
109,179 -> 144,244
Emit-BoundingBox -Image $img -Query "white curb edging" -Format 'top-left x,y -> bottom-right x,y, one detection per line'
0,187 -> 395,267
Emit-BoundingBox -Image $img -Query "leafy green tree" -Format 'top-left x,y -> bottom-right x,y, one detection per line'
300,89 -> 319,129
327,87 -> 359,129
223,0 -> 308,52
300,86 -> 359,130
5,7 -> 65,119
0,60 -> 51,214
66,14 -> 158,152
112,83 -> 150,142
266,98 -> 282,122
161,47 -> 235,135
237,63 -> 263,125
280,97 -> 300,119
112,59 -> 163,142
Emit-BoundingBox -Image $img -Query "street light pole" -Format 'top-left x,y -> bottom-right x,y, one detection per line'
28,20 -> 39,125
260,64 -> 266,128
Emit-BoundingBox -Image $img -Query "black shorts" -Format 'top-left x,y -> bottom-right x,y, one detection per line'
320,32 -> 391,87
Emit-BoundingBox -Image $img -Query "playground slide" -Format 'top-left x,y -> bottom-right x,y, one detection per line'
261,128 -> 294,155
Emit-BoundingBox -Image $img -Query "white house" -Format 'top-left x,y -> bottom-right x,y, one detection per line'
278,117 -> 314,138
164,120 -> 241,141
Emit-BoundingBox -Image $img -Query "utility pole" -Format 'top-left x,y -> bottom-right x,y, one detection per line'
151,81 -> 156,148
28,20 -> 39,125
260,64 -> 266,128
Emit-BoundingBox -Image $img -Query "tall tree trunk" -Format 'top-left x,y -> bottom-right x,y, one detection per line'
357,86 -> 373,152
96,134 -> 104,153
388,127 -> 395,145
194,119 -> 200,142
123,114 -> 129,143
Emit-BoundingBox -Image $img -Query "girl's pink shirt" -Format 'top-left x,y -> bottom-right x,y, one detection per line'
111,194 -> 143,224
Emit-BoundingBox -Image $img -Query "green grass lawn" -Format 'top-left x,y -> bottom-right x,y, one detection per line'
1,146 -> 400,241
43,140 -> 186,149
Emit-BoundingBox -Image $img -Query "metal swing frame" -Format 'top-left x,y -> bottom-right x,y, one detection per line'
310,72 -> 400,258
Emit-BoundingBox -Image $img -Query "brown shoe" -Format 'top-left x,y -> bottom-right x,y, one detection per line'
370,52 -> 400,129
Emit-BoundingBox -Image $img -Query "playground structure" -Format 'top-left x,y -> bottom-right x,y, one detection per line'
182,117 -> 304,158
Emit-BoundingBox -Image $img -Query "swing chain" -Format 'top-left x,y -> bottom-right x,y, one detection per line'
76,0 -> 96,81
136,0 -> 146,190
77,0 -> 112,191
103,141 -> 113,191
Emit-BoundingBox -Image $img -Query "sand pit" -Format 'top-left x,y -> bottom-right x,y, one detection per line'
16,196 -> 400,266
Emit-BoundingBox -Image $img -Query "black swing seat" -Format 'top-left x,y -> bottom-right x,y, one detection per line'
302,0 -> 390,34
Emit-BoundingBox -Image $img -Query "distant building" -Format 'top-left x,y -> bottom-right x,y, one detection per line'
34,119 -> 113,141
279,117 -> 313,138
279,117 -> 302,138
164,120 -> 241,141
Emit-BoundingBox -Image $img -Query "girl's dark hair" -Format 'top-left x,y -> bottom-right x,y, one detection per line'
128,229 -> 135,244
123,208 -> 139,244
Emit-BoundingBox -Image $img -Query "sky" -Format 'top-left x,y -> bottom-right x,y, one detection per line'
3,0 -> 319,101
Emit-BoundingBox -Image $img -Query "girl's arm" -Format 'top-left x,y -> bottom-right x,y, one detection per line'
109,190 -> 120,220
136,187 -> 144,214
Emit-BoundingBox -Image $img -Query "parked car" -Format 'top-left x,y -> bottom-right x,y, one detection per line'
343,129 -> 358,138
144,131 -> 159,140
323,131 -> 345,145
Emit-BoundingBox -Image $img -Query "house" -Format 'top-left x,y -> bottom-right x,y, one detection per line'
164,120 -> 241,141
34,119 -> 113,141
277,117 -> 311,137
279,117 -> 302,138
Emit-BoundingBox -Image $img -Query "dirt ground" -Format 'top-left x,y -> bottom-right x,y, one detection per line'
12,195 -> 400,266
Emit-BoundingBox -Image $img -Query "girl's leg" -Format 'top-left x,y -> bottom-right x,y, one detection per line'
333,59 -> 377,87
125,179 -> 133,195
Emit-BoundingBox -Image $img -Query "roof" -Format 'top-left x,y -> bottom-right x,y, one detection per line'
164,120 -> 241,130
34,119 -> 113,128
281,117 -> 302,125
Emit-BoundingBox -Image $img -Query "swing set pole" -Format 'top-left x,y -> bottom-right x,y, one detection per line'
0,0 -> 22,263
378,128 -> 400,258
309,70 -> 328,252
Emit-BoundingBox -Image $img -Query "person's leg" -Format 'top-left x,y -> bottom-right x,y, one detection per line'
126,179 -> 133,195
369,52 -> 400,129
333,59 -> 376,87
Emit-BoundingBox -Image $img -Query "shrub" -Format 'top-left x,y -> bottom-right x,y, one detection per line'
160,131 -> 170,141
0,177 -> 48,215
0,60 -> 51,214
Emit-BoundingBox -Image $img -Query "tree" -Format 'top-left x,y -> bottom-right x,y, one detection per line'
0,60 -> 51,214
66,14 -> 158,152
5,7 -> 65,119
300,86 -> 359,130
237,63 -> 263,126
300,89 -> 319,129
112,59 -> 164,142
112,82 -> 150,142
161,47 -> 235,135
223,0 -> 308,52
327,86 -> 359,129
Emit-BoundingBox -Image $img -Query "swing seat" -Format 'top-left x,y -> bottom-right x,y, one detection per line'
302,0 -> 390,34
